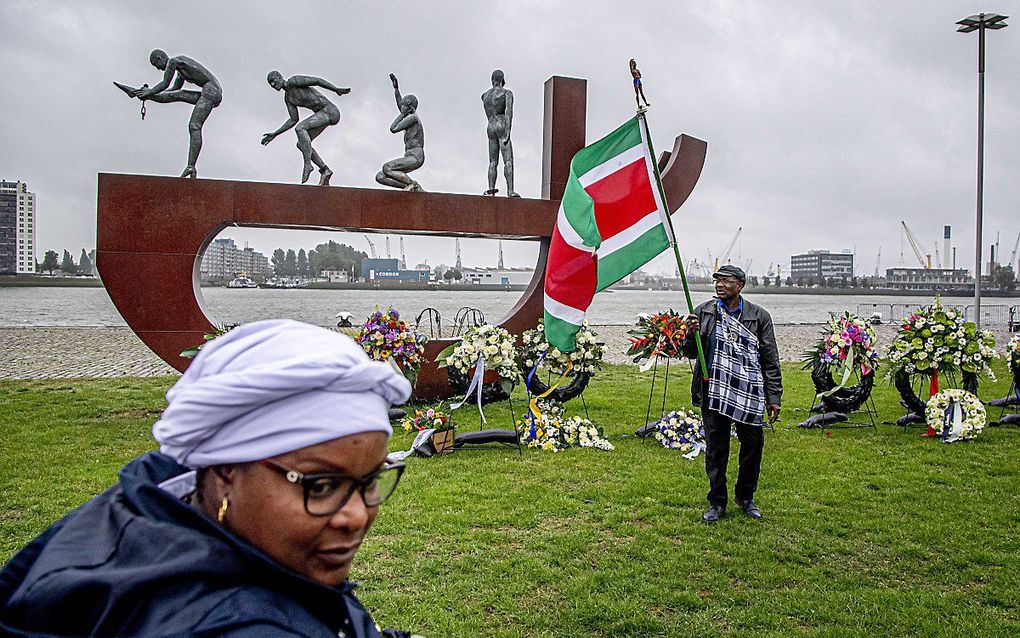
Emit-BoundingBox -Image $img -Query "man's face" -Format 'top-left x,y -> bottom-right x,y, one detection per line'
151,53 -> 168,71
268,74 -> 285,91
714,275 -> 743,301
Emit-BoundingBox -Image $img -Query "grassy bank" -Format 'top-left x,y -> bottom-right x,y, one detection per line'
2,364 -> 1019,636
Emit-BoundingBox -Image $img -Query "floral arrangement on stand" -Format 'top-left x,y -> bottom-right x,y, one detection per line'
625,310 -> 689,363
650,409 -> 705,457
516,400 -> 613,452
800,312 -> 880,415
925,389 -> 986,443
885,297 -> 997,380
400,406 -> 452,433
1008,334 -> 1020,384
357,308 -> 428,386
519,322 -> 604,402
437,324 -> 519,404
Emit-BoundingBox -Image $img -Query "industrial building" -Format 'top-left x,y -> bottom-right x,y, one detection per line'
361,257 -> 430,283
884,267 -> 972,292
462,268 -> 535,287
1,180 -> 37,275
790,250 -> 854,284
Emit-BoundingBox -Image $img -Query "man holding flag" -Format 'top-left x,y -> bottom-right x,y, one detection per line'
684,265 -> 782,523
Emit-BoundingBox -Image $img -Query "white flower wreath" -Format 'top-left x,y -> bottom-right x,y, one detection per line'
516,400 -> 613,452
438,324 -> 519,384
925,388 -> 986,443
520,321 -> 604,375
652,409 -> 706,454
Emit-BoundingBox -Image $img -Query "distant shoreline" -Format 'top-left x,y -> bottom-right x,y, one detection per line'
2,275 -> 1017,299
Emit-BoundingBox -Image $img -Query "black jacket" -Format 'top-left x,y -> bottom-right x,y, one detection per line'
0,452 -> 393,638
682,298 -> 783,408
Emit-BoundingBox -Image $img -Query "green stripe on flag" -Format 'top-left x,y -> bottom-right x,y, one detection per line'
543,310 -> 583,353
569,118 -> 642,177
595,224 -> 669,292
559,173 -> 599,247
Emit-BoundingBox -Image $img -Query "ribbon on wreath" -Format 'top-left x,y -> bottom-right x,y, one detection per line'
525,352 -> 572,439
450,355 -> 487,424
639,335 -> 666,372
682,439 -> 706,460
922,370 -> 940,437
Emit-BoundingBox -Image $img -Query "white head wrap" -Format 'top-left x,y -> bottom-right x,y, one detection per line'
152,319 -> 411,468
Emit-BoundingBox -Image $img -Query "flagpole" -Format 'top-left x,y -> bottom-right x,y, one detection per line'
636,109 -> 709,381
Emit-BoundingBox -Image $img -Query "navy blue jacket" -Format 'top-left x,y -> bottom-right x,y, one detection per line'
0,452 -> 392,637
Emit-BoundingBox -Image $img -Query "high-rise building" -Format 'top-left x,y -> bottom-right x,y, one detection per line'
0,180 -> 37,274
200,238 -> 270,281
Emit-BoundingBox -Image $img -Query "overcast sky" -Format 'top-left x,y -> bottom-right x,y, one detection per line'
2,1 -> 1018,277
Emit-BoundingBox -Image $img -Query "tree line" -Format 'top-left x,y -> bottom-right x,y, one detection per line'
270,241 -> 368,279
36,249 -> 96,276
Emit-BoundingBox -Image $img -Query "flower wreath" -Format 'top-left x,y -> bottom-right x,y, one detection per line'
437,324 -> 519,405
625,310 -> 689,362
650,409 -> 705,457
519,322 -> 604,402
801,312 -> 879,413
885,296 -> 997,380
357,308 -> 428,386
925,388 -> 986,443
516,400 -> 613,452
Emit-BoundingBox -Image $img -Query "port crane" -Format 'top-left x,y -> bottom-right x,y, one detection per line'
874,246 -> 881,278
363,234 -> 378,259
399,237 -> 406,269
900,221 -> 931,269
1008,232 -> 1020,272
713,227 -> 743,272
455,238 -> 463,270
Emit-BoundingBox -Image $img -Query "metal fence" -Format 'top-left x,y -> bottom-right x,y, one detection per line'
858,302 -> 1018,326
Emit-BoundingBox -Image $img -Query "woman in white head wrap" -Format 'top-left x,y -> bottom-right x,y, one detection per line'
0,320 -> 419,638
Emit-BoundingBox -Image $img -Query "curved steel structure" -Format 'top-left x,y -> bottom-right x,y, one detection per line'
97,76 -> 706,398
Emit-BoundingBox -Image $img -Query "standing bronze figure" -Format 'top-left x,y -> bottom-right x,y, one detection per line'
630,59 -> 650,109
481,70 -> 519,197
115,50 -> 223,178
261,71 -> 350,186
376,74 -> 424,192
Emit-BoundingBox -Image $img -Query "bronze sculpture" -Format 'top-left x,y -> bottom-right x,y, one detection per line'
114,50 -> 222,178
481,70 -> 519,197
630,58 -> 650,109
375,74 -> 424,192
261,71 -> 350,186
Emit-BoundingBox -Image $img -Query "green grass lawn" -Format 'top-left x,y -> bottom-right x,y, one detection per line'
3,363 -> 1019,637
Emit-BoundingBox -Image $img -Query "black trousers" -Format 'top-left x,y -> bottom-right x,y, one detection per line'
702,406 -> 764,507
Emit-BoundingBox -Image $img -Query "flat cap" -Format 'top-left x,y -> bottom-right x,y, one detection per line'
712,264 -> 746,284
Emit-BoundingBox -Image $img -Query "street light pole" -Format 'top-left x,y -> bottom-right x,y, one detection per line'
957,12 -> 1008,330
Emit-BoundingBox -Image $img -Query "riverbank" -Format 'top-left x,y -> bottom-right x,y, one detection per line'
3,323 -> 1015,379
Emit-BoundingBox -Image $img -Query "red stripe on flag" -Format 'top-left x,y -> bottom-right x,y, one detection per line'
583,158 -> 657,242
545,222 -> 597,312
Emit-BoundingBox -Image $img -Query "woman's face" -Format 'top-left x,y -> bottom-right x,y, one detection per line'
223,431 -> 389,587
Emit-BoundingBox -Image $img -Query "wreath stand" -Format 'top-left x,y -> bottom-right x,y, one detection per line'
892,369 -> 978,434
522,367 -> 593,421
988,373 -> 1020,427
797,362 -> 878,430
446,367 -> 523,456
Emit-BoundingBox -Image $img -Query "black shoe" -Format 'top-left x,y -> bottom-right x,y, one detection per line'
737,499 -> 762,520
703,505 -> 725,523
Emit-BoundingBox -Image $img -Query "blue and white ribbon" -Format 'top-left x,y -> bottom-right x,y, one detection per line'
450,355 -> 487,424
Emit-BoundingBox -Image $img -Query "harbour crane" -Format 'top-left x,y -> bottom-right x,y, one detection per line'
498,240 -> 504,269
362,234 -> 378,259
455,238 -> 463,270
713,227 -> 743,272
874,246 -> 881,278
399,237 -> 406,269
1008,232 -> 1020,271
385,236 -> 392,259
900,221 -> 931,269
934,241 -> 941,269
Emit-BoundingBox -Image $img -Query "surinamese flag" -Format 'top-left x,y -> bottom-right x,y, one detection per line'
544,116 -> 673,352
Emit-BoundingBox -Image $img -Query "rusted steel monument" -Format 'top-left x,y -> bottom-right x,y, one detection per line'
97,76 -> 706,399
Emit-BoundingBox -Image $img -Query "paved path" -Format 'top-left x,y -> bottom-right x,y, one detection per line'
2,324 -> 1014,379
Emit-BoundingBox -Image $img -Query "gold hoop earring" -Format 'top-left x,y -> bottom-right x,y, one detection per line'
217,496 -> 230,523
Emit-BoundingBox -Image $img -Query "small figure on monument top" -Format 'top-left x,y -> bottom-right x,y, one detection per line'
481,69 -> 519,198
261,71 -> 351,186
630,58 -> 650,109
376,74 -> 424,192
114,50 -> 223,178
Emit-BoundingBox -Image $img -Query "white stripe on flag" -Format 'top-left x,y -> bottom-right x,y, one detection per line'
637,117 -> 673,242
577,145 -> 646,188
556,205 -> 594,253
598,210 -> 664,257
544,293 -> 586,325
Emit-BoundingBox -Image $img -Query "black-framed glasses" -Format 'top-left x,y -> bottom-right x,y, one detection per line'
259,458 -> 405,517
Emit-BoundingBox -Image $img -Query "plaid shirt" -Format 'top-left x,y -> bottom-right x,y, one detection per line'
706,305 -> 766,426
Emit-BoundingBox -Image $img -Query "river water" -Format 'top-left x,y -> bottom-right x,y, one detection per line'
0,286 -> 996,329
